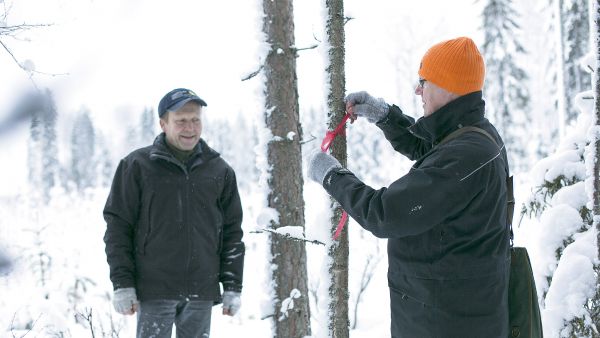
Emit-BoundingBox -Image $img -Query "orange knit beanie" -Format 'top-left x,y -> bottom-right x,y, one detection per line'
418,37 -> 485,95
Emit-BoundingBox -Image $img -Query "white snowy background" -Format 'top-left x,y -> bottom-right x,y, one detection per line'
0,0 -> 597,337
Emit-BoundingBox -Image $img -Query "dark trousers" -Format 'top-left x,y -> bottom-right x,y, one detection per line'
137,299 -> 213,338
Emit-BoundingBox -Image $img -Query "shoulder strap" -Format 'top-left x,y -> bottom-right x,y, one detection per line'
438,126 -> 515,245
506,175 -> 515,245
437,126 -> 499,148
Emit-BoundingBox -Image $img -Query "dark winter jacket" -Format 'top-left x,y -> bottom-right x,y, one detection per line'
324,92 -> 510,337
103,133 -> 245,302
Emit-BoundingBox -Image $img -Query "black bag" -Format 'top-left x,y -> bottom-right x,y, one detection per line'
439,127 -> 543,338
508,247 -> 543,337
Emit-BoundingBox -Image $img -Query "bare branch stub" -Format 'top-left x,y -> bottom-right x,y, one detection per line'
300,134 -> 317,145
250,228 -> 325,246
293,43 -> 319,52
260,313 -> 275,320
242,40 -> 318,82
312,31 -> 322,43
241,64 -> 265,81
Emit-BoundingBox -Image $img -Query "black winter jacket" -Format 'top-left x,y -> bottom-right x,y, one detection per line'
324,92 -> 510,337
104,134 -> 244,302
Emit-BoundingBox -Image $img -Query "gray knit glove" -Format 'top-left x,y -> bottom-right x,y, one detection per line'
222,291 -> 242,316
307,150 -> 342,184
344,91 -> 389,123
113,287 -> 138,315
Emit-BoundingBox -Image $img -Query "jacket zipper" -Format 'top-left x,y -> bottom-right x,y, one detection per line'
152,152 -> 193,298
184,172 -> 192,299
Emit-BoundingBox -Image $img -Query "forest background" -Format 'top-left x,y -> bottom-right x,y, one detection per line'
0,0 -> 597,337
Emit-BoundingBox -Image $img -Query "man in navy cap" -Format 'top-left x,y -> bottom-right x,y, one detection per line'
104,88 -> 245,337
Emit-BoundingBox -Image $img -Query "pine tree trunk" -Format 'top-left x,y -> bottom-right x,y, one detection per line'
593,0 -> 600,333
324,0 -> 350,336
262,0 -> 311,337
564,0 -> 591,123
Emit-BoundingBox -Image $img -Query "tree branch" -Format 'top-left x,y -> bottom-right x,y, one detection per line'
0,18 -> 62,83
300,134 -> 317,145
75,308 -> 96,338
250,228 -> 325,246
292,43 -> 319,52
11,312 -> 42,338
260,313 -> 275,320
0,38 -> 23,69
0,23 -> 52,36
312,31 -> 322,43
242,41 -> 319,82
241,64 -> 264,81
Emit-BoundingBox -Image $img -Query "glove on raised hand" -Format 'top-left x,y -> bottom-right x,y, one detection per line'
344,91 -> 389,123
222,291 -> 242,316
307,150 -> 342,185
113,287 -> 138,315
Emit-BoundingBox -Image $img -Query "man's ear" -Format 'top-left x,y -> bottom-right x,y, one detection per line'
159,117 -> 166,132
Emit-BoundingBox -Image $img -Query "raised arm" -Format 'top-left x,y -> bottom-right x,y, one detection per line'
345,91 -> 431,160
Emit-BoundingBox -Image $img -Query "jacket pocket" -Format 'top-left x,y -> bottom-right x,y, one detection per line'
388,284 -> 429,308
140,194 -> 155,255
388,271 -> 435,307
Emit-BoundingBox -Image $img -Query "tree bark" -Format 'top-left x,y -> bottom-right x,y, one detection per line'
593,4 -> 600,211
262,0 -> 311,337
324,0 -> 350,337
592,0 -> 600,332
593,2 -> 600,256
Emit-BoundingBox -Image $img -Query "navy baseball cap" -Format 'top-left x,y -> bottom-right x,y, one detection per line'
158,88 -> 207,117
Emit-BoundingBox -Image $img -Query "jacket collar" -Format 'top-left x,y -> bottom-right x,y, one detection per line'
150,133 -> 220,168
408,91 -> 485,145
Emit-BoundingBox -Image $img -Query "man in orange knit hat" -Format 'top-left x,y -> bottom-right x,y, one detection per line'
307,37 -> 510,337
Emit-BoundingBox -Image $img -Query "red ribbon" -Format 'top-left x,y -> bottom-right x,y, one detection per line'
332,211 -> 348,240
320,113 -> 351,240
321,113 -> 350,152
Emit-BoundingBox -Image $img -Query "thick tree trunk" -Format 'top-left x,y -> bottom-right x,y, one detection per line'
593,4 -> 600,213
262,0 -> 311,337
593,0 -> 600,332
324,0 -> 350,337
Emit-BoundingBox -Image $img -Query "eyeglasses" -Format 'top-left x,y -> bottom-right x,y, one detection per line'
418,78 -> 427,89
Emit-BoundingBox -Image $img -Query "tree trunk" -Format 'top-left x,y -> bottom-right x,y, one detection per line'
262,0 -> 311,337
593,0 -> 600,274
593,0 -> 600,332
324,0 -> 350,336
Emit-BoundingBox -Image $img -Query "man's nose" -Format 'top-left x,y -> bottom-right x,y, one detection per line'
415,85 -> 423,95
182,121 -> 195,130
